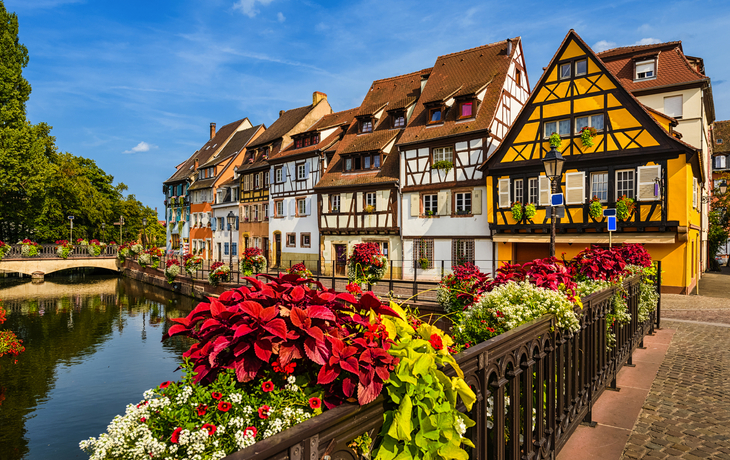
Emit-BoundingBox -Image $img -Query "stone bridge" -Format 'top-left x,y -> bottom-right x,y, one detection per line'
0,244 -> 120,278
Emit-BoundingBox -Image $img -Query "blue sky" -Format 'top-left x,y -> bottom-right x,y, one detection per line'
7,0 -> 730,218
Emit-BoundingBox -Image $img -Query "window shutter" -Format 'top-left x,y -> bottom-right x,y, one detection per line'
539,176 -> 551,206
211,217 -> 216,231
270,169 -> 275,184
437,190 -> 450,215
343,193 -> 352,214
305,161 -> 310,178
321,194 -> 328,213
290,200 -> 296,216
498,179 -> 510,208
305,197 -> 311,215
565,172 -> 585,204
664,95 -> 683,118
472,189 -> 482,215
284,164 -> 290,180
410,193 -> 419,217
235,218 -> 239,230
637,165 -> 661,201
377,191 -> 387,211
693,177 -> 698,208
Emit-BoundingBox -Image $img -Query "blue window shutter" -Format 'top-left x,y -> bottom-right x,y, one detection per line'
284,164 -> 289,180
270,169 -> 275,184
305,161 -> 310,177
211,218 -> 217,231
235,218 -> 239,230
232,243 -> 237,256
305,197 -> 311,215
224,243 -> 229,255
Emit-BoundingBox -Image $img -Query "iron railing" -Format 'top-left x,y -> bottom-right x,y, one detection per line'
1,244 -> 118,259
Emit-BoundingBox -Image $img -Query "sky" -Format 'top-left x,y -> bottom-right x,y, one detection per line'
7,0 -> 730,219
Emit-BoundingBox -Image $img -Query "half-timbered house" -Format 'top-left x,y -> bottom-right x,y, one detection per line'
397,38 -> 530,278
315,70 -> 429,277
255,92 -> 332,268
483,30 -> 703,294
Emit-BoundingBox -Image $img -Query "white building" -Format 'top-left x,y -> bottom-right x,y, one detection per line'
211,177 -> 240,265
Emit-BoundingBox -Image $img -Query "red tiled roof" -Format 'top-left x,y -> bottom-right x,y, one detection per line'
314,145 -> 399,190
339,129 -> 400,155
356,69 -> 430,117
164,118 -> 249,184
200,124 -> 263,168
268,108 -> 358,162
398,38 -> 519,146
598,42 -> 708,93
713,120 -> 730,155
246,104 -> 315,149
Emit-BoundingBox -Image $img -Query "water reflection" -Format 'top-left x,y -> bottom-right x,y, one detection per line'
0,275 -> 198,460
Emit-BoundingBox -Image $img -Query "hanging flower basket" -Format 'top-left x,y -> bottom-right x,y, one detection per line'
239,247 -> 267,276
588,197 -> 603,220
165,259 -> 181,284
524,203 -> 536,220
616,195 -> 635,221
549,133 -> 562,148
432,160 -> 454,174
208,262 -> 230,286
183,253 -> 204,276
18,239 -> 39,258
0,241 -> 10,262
579,126 -> 598,148
511,202 -> 523,222
287,263 -> 313,279
347,242 -> 387,285
55,240 -> 74,259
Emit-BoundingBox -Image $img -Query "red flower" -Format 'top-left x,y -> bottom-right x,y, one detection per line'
429,334 -> 443,351
346,283 -> 363,295
211,391 -> 222,400
171,427 -> 183,444
244,426 -> 258,438
201,423 -> 216,436
308,397 -> 321,409
217,401 -> 232,412
196,404 -> 207,416
261,381 -> 275,392
159,381 -> 171,389
140,417 -> 146,423
258,405 -> 270,419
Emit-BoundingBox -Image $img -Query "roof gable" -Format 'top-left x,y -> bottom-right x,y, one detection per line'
485,30 -> 695,172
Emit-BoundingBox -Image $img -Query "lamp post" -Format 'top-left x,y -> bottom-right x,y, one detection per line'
68,215 -> 74,242
541,146 -> 565,258
120,215 -> 125,243
227,211 -> 236,268
101,222 -> 106,242
142,217 -> 148,250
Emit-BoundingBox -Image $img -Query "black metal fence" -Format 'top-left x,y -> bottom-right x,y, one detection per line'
1,243 -> 118,259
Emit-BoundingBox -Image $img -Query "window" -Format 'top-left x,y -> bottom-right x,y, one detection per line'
253,174 -> 260,189
361,119 -> 373,133
295,138 -> 302,148
635,60 -> 655,80
393,112 -> 405,128
575,59 -> 587,76
365,192 -> 376,210
459,101 -> 473,119
575,114 -> 604,133
301,233 -> 311,248
413,238 -> 434,269
616,169 -> 635,200
303,136 -> 311,147
297,163 -> 306,180
428,107 -> 443,124
232,243 -> 238,256
452,239 -> 475,267
275,200 -> 284,217
423,194 -> 438,215
717,138 -> 724,145
275,167 -> 284,183
264,204 -> 269,219
345,158 -> 353,171
591,172 -> 609,202
330,194 -> 341,212
253,205 -> 259,221
433,146 -> 453,163
364,156 -> 371,169
297,198 -> 306,215
528,178 -> 538,205
514,179 -> 524,204
264,170 -> 270,187
286,233 -> 296,247
559,62 -> 571,79
664,95 -> 683,119
455,192 -> 472,214
515,68 -> 522,87
374,155 -> 381,168
544,119 -> 571,137
716,155 -> 727,170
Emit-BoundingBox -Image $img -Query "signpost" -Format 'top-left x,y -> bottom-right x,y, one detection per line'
605,209 -> 616,247
68,215 -> 74,242
113,216 -> 125,242
550,193 -> 564,207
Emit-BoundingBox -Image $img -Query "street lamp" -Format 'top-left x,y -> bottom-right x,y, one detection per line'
101,222 -> 106,242
119,215 -> 125,243
227,211 -> 236,268
68,215 -> 74,242
541,146 -> 565,258
142,217 -> 148,249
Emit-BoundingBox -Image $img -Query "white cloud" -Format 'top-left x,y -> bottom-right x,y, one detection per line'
123,141 -> 157,154
634,38 -> 662,46
593,40 -> 617,53
232,0 -> 274,18
277,12 -> 286,22
315,22 -> 329,32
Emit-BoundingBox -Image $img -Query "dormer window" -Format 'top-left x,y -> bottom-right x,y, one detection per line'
304,136 -> 311,147
428,107 -> 443,124
343,153 -> 382,172
360,118 -> 373,133
717,138 -> 724,145
459,101 -> 474,119
393,111 -> 406,128
559,63 -> 571,79
295,138 -> 302,148
635,60 -> 656,80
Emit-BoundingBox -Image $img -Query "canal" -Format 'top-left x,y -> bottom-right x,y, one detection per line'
0,272 -> 198,460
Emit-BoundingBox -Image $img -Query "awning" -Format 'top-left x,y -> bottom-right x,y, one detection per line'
492,232 -> 676,244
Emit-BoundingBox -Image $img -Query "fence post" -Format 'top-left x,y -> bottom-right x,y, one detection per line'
413,260 -> 418,301
441,260 -> 445,279
656,260 -> 662,329
389,260 -> 393,293
332,261 -> 336,290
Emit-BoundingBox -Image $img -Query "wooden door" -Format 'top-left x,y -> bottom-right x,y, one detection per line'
334,244 -> 347,276
275,233 -> 281,267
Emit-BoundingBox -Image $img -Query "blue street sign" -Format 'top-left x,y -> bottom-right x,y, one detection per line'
607,216 -> 617,231
550,193 -> 563,206
603,208 -> 616,217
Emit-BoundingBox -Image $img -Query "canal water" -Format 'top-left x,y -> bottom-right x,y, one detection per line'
0,273 -> 198,460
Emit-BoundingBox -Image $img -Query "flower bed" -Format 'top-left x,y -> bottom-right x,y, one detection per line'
346,242 -> 387,285
82,275 -> 476,460
138,247 -> 162,269
238,247 -> 267,276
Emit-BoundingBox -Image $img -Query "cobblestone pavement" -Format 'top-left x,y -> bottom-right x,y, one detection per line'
621,320 -> 730,459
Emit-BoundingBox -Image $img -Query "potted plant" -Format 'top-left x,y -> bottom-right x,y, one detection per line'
183,253 -> 204,276
524,203 -> 536,220
364,204 -> 375,214
347,242 -> 388,285
0,241 -> 10,262
616,195 -> 636,221
418,253 -> 429,270
588,196 -> 603,220
18,239 -> 39,258
432,160 -> 454,174
55,240 -> 74,259
287,263 -> 313,279
425,210 -> 435,217
579,126 -> 598,148
165,259 -> 181,284
208,262 -> 231,286
510,202 -> 523,221
239,247 -> 267,276
549,133 -> 562,149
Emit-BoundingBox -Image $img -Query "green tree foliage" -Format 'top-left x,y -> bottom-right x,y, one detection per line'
0,2 -> 160,244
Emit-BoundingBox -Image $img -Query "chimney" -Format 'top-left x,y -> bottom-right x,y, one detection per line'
194,158 -> 199,170
506,38 -> 513,56
313,91 -> 328,106
210,122 -> 216,140
279,110 -> 285,118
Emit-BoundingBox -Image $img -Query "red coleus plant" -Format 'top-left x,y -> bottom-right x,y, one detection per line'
570,246 -> 627,281
165,274 -> 400,408
615,244 -> 652,268
349,242 -> 384,268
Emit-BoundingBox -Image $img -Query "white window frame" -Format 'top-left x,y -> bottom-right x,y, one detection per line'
433,147 -> 453,163
575,114 -> 605,133
575,59 -> 587,76
544,119 -> 571,138
590,172 -> 609,203
528,178 -> 538,205
664,95 -> 683,119
635,59 -> 656,80
275,200 -> 284,216
297,198 -> 306,216
716,155 -> 727,170
423,194 -> 438,215
559,62 -> 571,80
455,192 -> 472,213
615,169 -> 635,200
297,163 -> 306,180
365,192 -> 376,208
330,194 -> 341,212
275,167 -> 283,183
514,179 -> 524,204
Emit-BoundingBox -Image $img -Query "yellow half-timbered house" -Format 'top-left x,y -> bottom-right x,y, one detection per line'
483,30 -> 704,294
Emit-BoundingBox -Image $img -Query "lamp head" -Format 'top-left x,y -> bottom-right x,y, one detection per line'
541,147 -> 565,180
